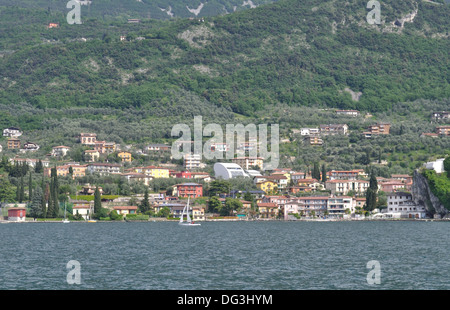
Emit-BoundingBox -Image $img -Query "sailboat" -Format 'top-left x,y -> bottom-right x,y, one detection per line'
179,197 -> 201,226
62,202 -> 70,223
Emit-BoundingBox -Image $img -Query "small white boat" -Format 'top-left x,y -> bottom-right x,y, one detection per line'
179,197 -> 201,226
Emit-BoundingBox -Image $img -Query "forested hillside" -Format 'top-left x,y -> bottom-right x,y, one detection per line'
0,0 -> 448,118
0,0 -> 279,19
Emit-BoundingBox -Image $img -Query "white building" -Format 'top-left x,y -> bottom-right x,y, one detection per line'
21,142 -> 40,152
214,163 -> 249,180
325,180 -> 370,195
300,128 -> 320,136
327,196 -> 354,217
183,153 -> 202,170
336,110 -> 360,117
51,146 -> 71,157
386,192 -> 426,218
231,157 -> 264,170
423,158 -> 445,174
87,163 -> 121,176
3,127 -> 22,138
72,205 -> 92,220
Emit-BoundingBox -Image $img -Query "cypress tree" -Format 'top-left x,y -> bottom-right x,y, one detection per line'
41,173 -> 47,218
47,167 -> 59,217
29,186 -> 43,219
20,175 -> 24,203
365,173 -> 378,211
51,167 -> 59,218
16,175 -> 25,203
47,181 -> 53,218
28,171 -> 33,202
35,160 -> 43,173
321,164 -> 327,182
94,186 -> 102,215
312,162 -> 320,180
139,188 -> 150,213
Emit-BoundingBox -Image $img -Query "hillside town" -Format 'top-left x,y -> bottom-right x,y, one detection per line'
0,111 -> 449,223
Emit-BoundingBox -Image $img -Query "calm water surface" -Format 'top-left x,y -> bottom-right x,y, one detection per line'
0,221 -> 448,290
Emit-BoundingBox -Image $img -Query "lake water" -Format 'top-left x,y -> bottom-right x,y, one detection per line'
0,221 -> 448,290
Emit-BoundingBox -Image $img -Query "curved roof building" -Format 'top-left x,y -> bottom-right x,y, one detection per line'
214,163 -> 249,180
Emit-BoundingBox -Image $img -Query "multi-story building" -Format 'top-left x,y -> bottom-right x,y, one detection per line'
87,163 -> 121,176
192,206 -> 206,221
364,123 -> 391,138
184,153 -> 202,170
327,196 -> 354,217
94,141 -> 106,154
265,175 -> 289,190
118,151 -> 132,163
141,166 -> 170,178
7,138 -> 21,149
44,164 -> 88,179
298,196 -> 329,216
79,133 -> 97,145
256,180 -> 278,194
231,156 -> 264,170
325,179 -> 370,195
70,164 -> 88,178
104,142 -> 116,154
319,124 -> 349,136
436,126 -> 450,136
83,150 -> 100,163
327,170 -> 360,181
379,180 -> 408,193
173,183 -> 203,198
386,192 -> 426,219
304,136 -> 323,146
291,172 -> 311,183
257,202 -> 279,219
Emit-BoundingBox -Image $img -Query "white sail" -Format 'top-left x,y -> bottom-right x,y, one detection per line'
178,196 -> 200,226
180,204 -> 186,223
186,197 -> 191,223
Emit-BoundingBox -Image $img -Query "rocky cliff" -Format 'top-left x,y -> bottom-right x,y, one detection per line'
411,170 -> 449,218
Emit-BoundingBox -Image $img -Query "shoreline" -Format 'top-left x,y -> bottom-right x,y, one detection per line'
1,218 -> 448,224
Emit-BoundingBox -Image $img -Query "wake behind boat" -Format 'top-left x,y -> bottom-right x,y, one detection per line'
179,197 -> 201,226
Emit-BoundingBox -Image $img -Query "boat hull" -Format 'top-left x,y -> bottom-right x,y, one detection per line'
178,223 -> 201,226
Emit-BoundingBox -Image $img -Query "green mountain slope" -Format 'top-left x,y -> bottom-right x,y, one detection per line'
0,0 -> 449,117
0,0 -> 279,19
